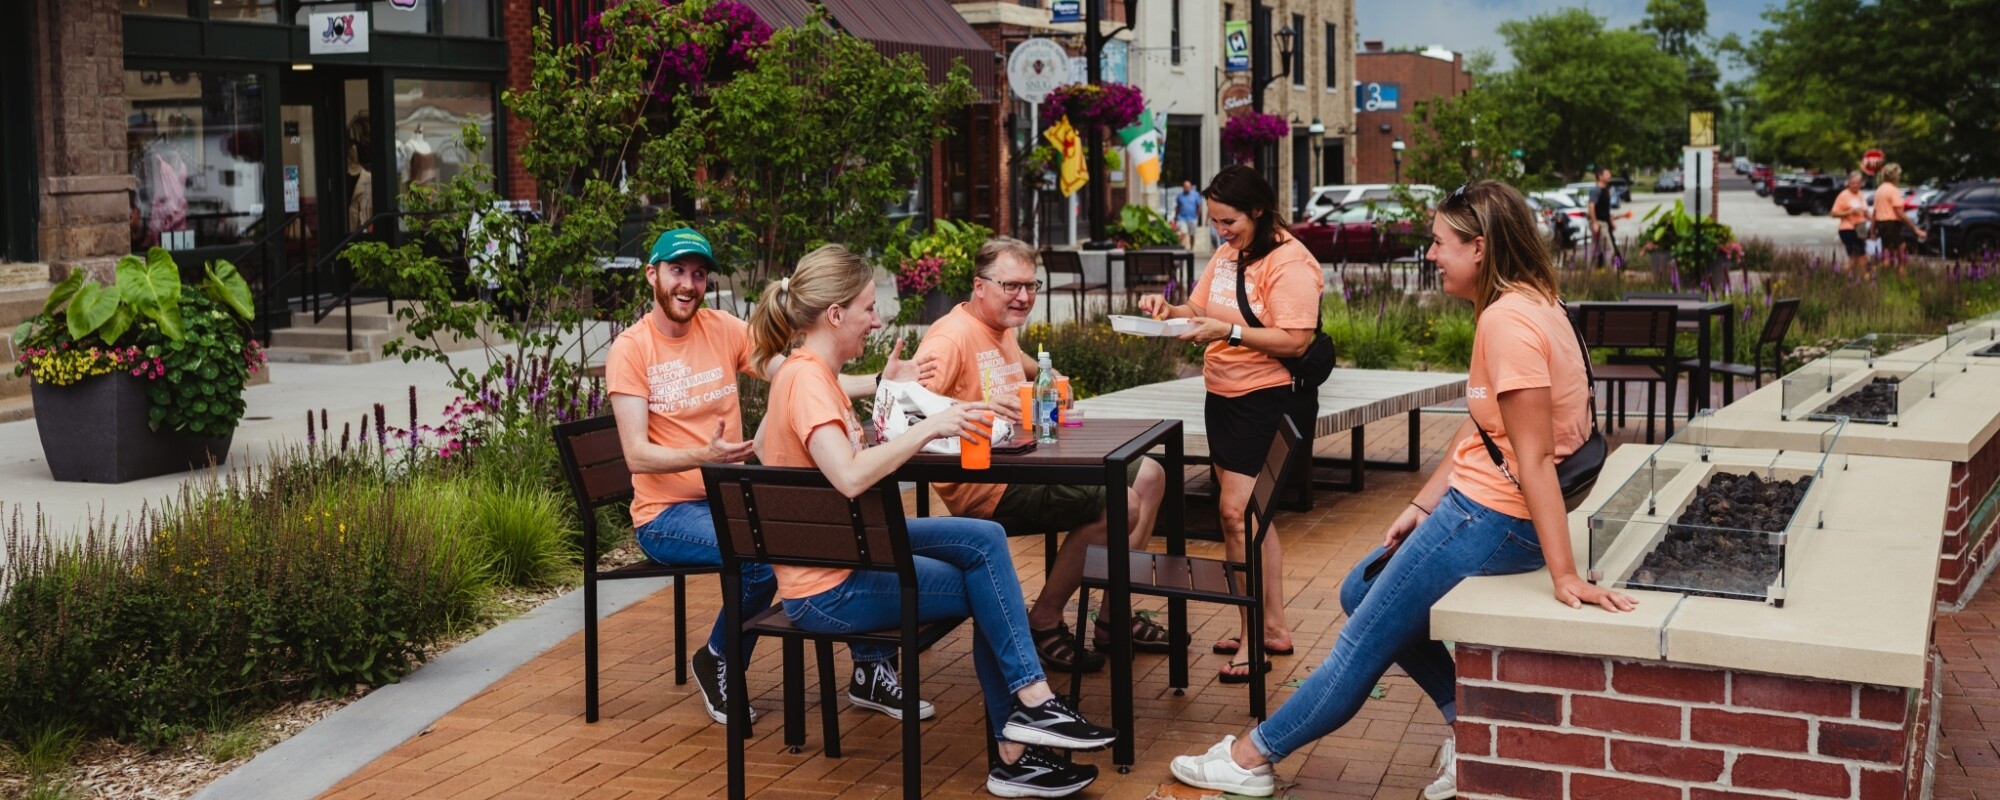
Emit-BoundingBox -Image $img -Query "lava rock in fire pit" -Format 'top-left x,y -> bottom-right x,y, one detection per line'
1627,471 -> 1812,601
1817,377 -> 1900,422
1976,342 -> 2000,358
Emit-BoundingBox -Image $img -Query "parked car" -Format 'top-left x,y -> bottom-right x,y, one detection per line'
1750,164 -> 1775,196
1922,179 -> 2000,258
1775,173 -> 1840,216
1529,191 -> 1589,248
1301,184 -> 1440,221
1654,170 -> 1684,193
1734,157 -> 1753,175
1291,202 -> 1423,263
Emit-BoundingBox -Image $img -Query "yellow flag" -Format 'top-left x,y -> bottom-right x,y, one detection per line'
1044,116 -> 1088,197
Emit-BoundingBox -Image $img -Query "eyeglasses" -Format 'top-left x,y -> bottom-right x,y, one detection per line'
977,277 -> 1043,296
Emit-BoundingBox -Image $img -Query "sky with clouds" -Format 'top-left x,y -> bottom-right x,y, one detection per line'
1354,0 -> 1776,79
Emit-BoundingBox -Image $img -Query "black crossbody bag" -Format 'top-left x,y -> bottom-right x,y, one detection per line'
1234,257 -> 1336,393
1473,304 -> 1608,512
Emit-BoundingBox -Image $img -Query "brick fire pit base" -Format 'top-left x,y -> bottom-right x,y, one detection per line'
1453,645 -> 1940,800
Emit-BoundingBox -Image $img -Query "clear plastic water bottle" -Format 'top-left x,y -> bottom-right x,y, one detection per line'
1035,350 -> 1059,444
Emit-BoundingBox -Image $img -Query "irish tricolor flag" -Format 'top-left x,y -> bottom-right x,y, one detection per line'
1117,111 -> 1162,185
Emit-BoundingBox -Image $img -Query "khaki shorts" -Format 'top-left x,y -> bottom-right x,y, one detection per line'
990,457 -> 1150,534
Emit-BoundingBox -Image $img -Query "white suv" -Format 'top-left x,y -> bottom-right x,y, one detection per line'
1302,184 -> 1440,220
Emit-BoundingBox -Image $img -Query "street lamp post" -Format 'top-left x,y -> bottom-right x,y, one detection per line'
1391,137 -> 1405,185
1308,116 -> 1325,190
1081,0 -> 1139,248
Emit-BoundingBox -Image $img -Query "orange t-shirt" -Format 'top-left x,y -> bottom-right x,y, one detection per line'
760,348 -> 866,600
1186,234 -> 1325,397
1873,183 -> 1905,223
605,309 -> 755,527
1833,189 -> 1868,231
1449,293 -> 1593,520
915,303 -> 1028,518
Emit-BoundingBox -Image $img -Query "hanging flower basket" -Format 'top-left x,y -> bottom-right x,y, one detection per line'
1221,113 -> 1290,164
1045,82 -> 1146,131
582,0 -> 772,104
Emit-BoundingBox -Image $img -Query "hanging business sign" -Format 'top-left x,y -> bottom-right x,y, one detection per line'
1101,39 -> 1129,85
1359,82 -> 1400,112
1051,0 -> 1081,24
1221,84 -> 1254,118
388,0 -> 420,9
1224,20 -> 1250,72
1008,38 -> 1072,104
1688,109 -> 1716,148
309,10 -> 369,55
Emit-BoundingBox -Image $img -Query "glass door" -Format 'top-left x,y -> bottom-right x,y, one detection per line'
277,72 -> 377,313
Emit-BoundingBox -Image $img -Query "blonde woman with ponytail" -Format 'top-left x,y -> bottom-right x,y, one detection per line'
751,245 -> 1119,799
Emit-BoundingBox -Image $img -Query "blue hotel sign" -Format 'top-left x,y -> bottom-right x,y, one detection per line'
1051,1 -> 1082,23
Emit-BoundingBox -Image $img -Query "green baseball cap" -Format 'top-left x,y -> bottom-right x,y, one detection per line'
648,228 -> 717,270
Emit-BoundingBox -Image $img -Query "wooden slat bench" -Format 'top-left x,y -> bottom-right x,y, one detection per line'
1072,368 -> 1468,509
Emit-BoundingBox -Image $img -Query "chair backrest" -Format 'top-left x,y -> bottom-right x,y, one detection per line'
552,415 -> 632,562
1125,251 -> 1176,281
702,464 -> 913,579
1244,416 -> 1305,557
1575,303 -> 1678,352
1042,249 -> 1084,277
1759,298 -> 1802,347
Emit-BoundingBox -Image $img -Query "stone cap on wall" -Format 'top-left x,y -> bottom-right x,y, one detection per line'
1433,444 -> 1946,689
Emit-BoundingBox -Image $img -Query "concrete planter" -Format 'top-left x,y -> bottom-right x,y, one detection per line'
31,373 -> 233,483
914,289 -> 961,325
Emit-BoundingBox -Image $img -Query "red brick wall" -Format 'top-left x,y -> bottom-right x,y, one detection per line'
1939,430 -> 2000,607
1353,50 -> 1471,184
1454,645 -> 1936,800
503,0 -> 535,200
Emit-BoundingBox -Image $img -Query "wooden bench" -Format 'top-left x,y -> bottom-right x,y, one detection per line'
1072,368 -> 1468,509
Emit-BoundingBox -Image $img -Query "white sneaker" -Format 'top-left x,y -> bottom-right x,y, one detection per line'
1424,737 -> 1457,800
1169,735 -> 1276,797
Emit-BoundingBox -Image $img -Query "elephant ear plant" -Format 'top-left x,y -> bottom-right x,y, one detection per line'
12,247 -> 263,435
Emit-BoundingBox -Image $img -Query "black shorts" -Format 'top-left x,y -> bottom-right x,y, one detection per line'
1205,386 -> 1316,477
1839,229 -> 1866,257
1878,220 -> 1907,251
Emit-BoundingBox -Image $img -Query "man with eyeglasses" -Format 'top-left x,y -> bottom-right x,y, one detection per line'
913,237 -> 1170,674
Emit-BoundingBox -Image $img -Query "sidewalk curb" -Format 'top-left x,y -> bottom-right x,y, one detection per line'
191,577 -> 675,800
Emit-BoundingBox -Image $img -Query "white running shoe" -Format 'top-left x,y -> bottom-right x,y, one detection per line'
1424,736 -> 1458,800
1169,735 -> 1276,797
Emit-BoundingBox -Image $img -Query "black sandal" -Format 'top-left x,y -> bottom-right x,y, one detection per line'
1093,610 -> 1174,654
1032,622 -> 1106,673
1216,659 -> 1276,685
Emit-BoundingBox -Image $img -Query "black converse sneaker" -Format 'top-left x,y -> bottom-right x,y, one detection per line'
690,646 -> 756,726
847,658 -> 936,720
1001,694 -> 1119,750
986,745 -> 1100,798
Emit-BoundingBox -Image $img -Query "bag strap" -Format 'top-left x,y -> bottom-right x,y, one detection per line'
1474,300 -> 1602,489
1233,250 -> 1323,334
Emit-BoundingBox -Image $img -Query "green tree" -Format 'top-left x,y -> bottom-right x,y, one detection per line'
652,10 -> 974,309
1403,87 -> 1526,189
1642,0 -> 1709,56
1494,8 -> 1688,178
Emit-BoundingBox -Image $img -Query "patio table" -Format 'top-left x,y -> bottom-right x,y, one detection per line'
1607,296 -> 1737,416
897,418 -> 1185,772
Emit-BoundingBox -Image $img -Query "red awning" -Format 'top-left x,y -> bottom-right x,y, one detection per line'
738,0 -> 999,101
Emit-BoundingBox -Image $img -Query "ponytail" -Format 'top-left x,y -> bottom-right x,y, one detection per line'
747,245 -> 876,378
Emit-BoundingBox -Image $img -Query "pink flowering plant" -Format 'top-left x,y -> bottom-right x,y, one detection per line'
895,255 -> 944,297
1046,82 -> 1146,130
1221,113 -> 1290,163
582,0 -> 771,105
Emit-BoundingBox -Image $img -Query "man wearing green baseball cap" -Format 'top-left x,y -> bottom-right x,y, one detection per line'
605,228 -> 931,726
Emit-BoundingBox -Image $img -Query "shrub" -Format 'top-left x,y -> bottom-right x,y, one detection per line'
1323,300 -> 1411,369
1422,311 -> 1477,368
467,483 -> 577,588
1017,320 -> 1183,398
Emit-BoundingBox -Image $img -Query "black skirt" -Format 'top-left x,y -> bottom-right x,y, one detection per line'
1206,386 -> 1316,477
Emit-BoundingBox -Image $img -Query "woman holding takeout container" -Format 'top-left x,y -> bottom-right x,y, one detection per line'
1137,163 -> 1323,684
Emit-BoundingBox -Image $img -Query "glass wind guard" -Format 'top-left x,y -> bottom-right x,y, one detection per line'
1951,318 -> 2000,360
1589,415 -> 1845,606
1840,332 -> 1933,362
1781,346 -> 1874,422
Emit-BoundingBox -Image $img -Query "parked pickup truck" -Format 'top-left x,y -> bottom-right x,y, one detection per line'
1774,173 -> 1840,216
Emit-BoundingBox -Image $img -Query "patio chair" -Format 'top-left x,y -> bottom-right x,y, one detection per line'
1072,417 -> 1303,720
552,414 -> 720,723
1677,297 -> 1800,408
1124,249 -> 1182,308
1621,291 -> 1704,334
1041,249 -> 1109,324
704,464 -> 969,800
1574,303 -> 1680,443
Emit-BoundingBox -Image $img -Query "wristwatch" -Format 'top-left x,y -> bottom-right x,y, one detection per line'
1227,324 -> 1243,347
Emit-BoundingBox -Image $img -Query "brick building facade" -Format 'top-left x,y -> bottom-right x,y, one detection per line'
22,0 -> 134,283
1354,40 -> 1471,184
1225,0 -> 1357,217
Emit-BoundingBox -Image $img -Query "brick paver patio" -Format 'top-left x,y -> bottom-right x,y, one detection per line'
317,409 -> 2000,800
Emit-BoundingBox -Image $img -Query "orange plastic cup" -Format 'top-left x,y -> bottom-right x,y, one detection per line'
1017,384 -> 1035,432
960,411 -> 993,470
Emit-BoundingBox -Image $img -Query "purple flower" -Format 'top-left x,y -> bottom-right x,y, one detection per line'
1221,113 -> 1290,163
306,410 -> 316,447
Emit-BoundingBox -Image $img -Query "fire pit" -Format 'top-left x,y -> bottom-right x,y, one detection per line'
1781,334 -> 1960,425
1589,414 -> 1845,606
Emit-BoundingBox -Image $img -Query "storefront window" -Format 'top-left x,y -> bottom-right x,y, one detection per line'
126,70 -> 266,253
373,0 -> 430,35
441,0 -> 492,37
121,0 -> 191,15
392,79 -> 494,192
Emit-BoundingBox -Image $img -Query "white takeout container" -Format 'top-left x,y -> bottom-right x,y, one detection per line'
1109,315 -> 1197,337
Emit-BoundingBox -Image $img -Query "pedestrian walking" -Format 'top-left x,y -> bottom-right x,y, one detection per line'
1872,163 -> 1925,274
1175,179 -> 1205,249
1832,171 -> 1870,276
1588,168 -> 1623,268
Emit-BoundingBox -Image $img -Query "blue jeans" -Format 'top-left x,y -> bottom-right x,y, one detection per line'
784,516 -> 1046,741
1249,488 -> 1547,762
636,501 -> 893,664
